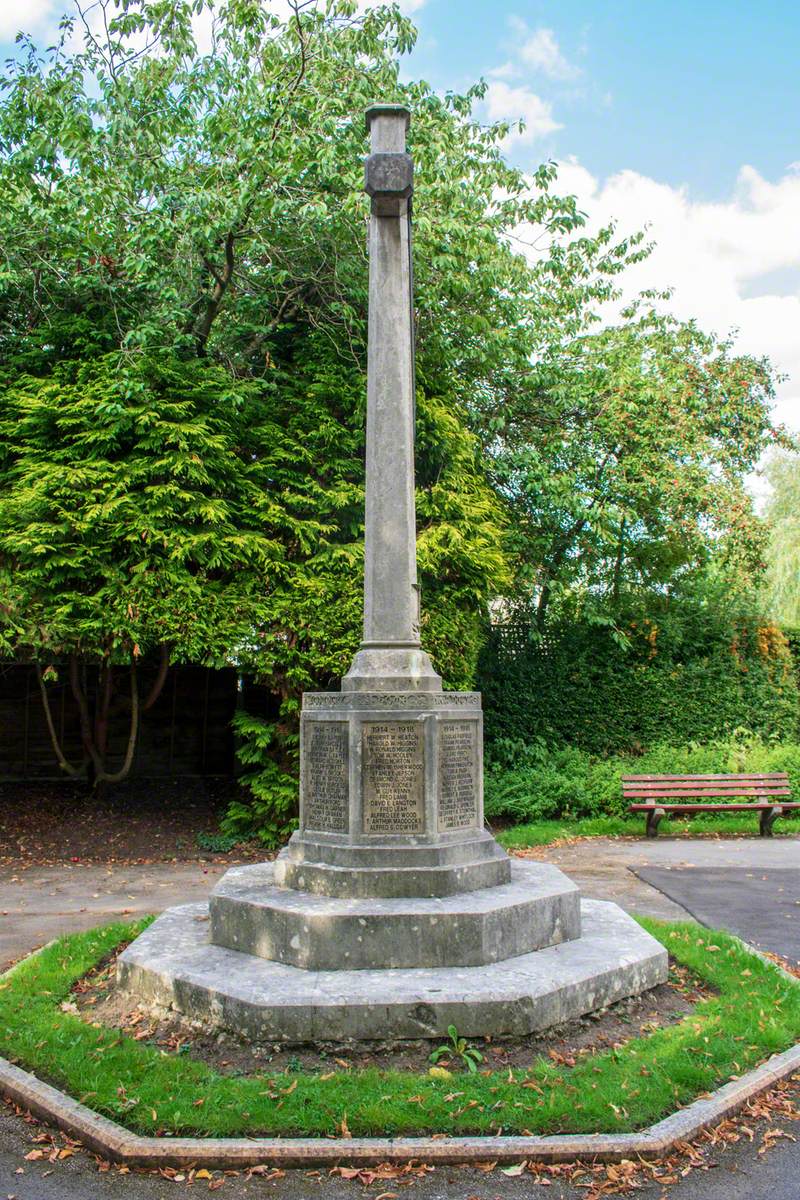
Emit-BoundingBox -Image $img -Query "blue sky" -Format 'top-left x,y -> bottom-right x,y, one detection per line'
2,0 -> 799,439
404,1 -> 800,202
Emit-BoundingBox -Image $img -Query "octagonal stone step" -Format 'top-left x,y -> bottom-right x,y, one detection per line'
208,860 -> 580,970
117,897 -> 668,1041
273,850 -> 511,898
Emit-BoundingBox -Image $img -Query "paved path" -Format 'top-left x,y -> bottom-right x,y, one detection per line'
534,835 -> 800,921
633,865 -> 800,963
2,835 -> 800,1199
1,861 -> 231,970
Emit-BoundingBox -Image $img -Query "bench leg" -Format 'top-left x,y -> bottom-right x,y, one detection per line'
645,807 -> 666,838
759,806 -> 782,837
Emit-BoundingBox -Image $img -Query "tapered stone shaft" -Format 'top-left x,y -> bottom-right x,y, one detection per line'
343,104 -> 441,692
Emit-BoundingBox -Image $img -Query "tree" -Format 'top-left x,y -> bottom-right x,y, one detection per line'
487,304 -> 787,629
0,336 -> 508,782
764,451 -> 800,627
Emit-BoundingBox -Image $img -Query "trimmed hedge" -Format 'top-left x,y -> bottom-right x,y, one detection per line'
478,611 -> 799,755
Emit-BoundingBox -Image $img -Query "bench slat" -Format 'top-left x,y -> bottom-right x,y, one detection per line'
622,773 -> 788,782
625,788 -> 791,799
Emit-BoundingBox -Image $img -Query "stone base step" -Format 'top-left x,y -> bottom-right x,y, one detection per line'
208,861 -> 580,970
117,898 -> 668,1042
284,829 -> 508,870
274,851 -> 511,898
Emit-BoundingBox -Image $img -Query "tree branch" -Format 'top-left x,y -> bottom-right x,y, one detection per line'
142,643 -> 170,712
194,231 -> 235,352
35,664 -> 82,778
101,662 -> 139,783
70,655 -> 104,775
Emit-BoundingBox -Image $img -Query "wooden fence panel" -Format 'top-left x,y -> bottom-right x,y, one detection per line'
0,663 -> 238,781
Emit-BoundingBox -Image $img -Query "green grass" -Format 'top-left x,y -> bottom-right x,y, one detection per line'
1,919 -> 799,1139
498,812 -> 800,848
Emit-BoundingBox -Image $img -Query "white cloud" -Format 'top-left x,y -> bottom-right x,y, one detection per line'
484,80 -> 561,145
0,0 -> 61,38
517,159 -> 800,437
512,22 -> 579,81
487,60 -> 517,80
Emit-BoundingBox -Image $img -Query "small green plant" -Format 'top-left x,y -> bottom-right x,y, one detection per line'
195,831 -> 241,854
429,1025 -> 484,1074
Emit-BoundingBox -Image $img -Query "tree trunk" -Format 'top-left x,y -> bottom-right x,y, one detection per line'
612,517 -> 626,607
35,663 -> 83,778
37,648 -> 170,787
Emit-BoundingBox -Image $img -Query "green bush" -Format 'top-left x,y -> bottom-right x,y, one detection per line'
479,600 -> 799,755
219,712 -> 299,849
484,735 -> 800,825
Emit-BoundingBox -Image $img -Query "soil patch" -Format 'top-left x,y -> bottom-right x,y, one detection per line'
74,950 -> 712,1076
0,778 -> 262,867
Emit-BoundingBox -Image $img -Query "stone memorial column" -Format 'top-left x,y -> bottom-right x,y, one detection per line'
119,103 -> 668,1041
275,105 -> 511,897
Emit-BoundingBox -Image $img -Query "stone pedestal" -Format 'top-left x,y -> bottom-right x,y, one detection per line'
284,690 -> 509,897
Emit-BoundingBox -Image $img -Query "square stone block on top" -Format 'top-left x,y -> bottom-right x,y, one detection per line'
291,690 -> 507,898
300,690 -> 484,843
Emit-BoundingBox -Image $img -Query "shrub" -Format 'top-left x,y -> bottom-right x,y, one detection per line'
219,712 -> 298,849
484,735 -> 800,825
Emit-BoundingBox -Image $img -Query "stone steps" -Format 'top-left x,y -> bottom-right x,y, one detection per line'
273,851 -> 511,898
117,897 -> 668,1041
208,861 -> 581,970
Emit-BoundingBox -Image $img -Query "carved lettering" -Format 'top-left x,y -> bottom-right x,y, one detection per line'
438,721 -> 478,831
363,722 -> 424,834
303,692 -> 481,710
303,721 -> 349,833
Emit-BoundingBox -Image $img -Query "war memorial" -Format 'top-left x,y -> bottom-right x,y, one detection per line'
117,105 -> 667,1042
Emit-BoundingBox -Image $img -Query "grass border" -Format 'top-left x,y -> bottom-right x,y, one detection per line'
497,813 -> 800,848
2,919 -> 800,1146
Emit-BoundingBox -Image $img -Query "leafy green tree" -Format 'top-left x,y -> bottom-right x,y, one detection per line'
489,305 -> 786,629
0,336 -> 507,783
764,451 -> 800,627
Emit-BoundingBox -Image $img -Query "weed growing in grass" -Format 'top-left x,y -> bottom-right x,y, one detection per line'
429,1025 -> 484,1074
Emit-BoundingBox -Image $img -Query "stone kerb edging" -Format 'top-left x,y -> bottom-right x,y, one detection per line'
2,1043 -> 800,1169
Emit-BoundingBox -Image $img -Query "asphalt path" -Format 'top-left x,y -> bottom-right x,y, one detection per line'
632,865 -> 800,964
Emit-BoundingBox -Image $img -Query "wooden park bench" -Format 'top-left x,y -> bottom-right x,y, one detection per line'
623,773 -> 799,837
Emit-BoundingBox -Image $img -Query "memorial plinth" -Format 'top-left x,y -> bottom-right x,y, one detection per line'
118,103 -> 667,1043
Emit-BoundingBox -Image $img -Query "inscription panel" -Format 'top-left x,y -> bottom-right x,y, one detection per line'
437,721 -> 479,831
362,722 -> 424,835
303,721 -> 349,833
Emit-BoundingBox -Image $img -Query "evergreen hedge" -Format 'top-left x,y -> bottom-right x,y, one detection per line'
478,608 -> 799,755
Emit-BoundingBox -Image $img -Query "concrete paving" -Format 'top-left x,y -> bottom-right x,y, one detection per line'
525,834 -> 800,923
1,861 -> 231,970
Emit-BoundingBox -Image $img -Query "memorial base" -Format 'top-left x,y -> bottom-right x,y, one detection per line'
118,896 -> 667,1042
118,681 -> 668,1041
